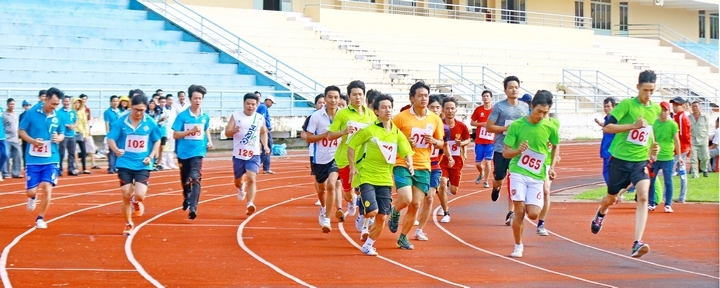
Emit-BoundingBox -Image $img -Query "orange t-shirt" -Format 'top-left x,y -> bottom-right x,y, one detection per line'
471,105 -> 494,144
392,107 -> 444,171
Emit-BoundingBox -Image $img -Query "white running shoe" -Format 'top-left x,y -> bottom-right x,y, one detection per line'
347,197 -> 357,217
237,183 -> 246,201
440,215 -> 451,223
27,197 -> 36,211
537,224 -> 549,236
320,216 -> 331,233
362,245 -> 378,256
318,212 -> 325,227
355,214 -> 365,232
314,199 -> 321,206
35,219 -> 48,229
246,204 -> 256,216
510,245 -> 523,258
437,209 -> 445,216
413,219 -> 419,226
360,226 -> 369,241
414,231 -> 428,241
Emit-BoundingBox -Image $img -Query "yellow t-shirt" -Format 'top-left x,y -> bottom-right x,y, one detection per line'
328,105 -> 377,168
392,107 -> 444,171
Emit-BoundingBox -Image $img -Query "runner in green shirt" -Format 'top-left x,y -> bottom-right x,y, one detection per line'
348,94 -> 413,256
502,90 -> 559,258
648,101 -> 682,212
590,70 -> 661,258
536,113 -> 561,237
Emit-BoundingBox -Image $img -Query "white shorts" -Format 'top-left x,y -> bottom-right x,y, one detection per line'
509,173 -> 544,208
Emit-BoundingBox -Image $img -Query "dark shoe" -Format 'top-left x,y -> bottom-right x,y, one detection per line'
591,207 -> 605,234
703,171 -> 708,177
491,187 -> 500,202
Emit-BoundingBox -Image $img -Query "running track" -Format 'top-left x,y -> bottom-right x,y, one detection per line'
0,143 -> 717,287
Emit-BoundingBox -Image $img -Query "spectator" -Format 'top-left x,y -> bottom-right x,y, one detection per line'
708,117 -> 719,172
669,97 -> 689,200
104,95 -> 120,174
256,93 -> 275,174
2,98 -> 22,178
72,97 -> 94,174
80,94 -> 90,120
38,90 -> 47,104
156,89 -> 164,97
57,96 -> 79,176
172,91 -> 190,112
689,101 -> 710,178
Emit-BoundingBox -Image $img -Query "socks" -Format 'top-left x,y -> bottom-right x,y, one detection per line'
320,206 -> 326,215
364,238 -> 375,247
415,228 -> 422,235
31,196 -> 36,200
538,220 -> 545,226
515,243 -> 523,249
444,211 -> 450,216
36,216 -> 43,221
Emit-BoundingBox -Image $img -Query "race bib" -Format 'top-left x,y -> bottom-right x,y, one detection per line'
477,126 -> 494,140
627,126 -> 652,146
410,125 -> 433,149
125,135 -> 149,153
448,140 -> 461,156
234,144 -> 255,160
319,138 -> 339,148
503,119 -> 513,135
184,124 -> 203,140
345,121 -> 369,144
29,141 -> 51,157
377,140 -> 397,164
518,148 -> 546,175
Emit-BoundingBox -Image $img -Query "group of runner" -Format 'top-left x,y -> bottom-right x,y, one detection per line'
19,70 -> 663,258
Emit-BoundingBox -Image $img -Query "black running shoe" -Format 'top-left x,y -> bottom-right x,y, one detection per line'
491,187 -> 500,202
505,211 -> 514,226
591,207 -> 604,234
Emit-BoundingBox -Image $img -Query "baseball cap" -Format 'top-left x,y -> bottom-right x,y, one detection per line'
22,100 -> 31,106
519,93 -> 532,103
265,95 -> 276,104
660,101 -> 671,111
669,97 -> 686,105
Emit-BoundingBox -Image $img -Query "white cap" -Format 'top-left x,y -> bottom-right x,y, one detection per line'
265,95 -> 276,104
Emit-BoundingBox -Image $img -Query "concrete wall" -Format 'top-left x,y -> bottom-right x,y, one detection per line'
624,1 -> 699,42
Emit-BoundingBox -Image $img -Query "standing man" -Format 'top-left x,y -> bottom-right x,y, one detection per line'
107,95 -> 162,235
590,70 -> 661,258
485,76 -> 529,225
688,101 -> 710,178
172,91 -> 190,112
255,93 -> 275,174
172,85 -> 213,219
20,87 -> 66,229
437,97 -> 471,223
104,95 -> 120,174
57,96 -> 78,176
3,99 -> 22,179
669,96 -> 690,202
594,97 -> 617,185
0,104 -> 6,182
224,93 -> 270,216
471,90 -> 495,188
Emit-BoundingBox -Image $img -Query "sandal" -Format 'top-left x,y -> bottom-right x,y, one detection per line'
91,166 -> 102,169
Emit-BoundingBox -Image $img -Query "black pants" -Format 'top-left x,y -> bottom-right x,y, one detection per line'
76,138 -> 88,171
179,156 -> 203,212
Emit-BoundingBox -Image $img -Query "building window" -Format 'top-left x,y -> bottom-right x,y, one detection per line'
467,0 -> 489,12
711,13 -> 719,40
699,11 -> 706,38
619,2 -> 628,31
591,0 -> 611,30
501,0 -> 526,24
575,0 -> 584,27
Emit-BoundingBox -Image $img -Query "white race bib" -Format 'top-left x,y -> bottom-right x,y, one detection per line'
124,135 -> 149,153
410,126 -> 431,149
234,144 -> 256,160
518,148 -> 546,175
503,119 -> 513,135
183,124 -> 203,140
29,141 -> 51,157
478,126 -> 494,140
319,138 -> 340,148
345,121 -> 369,144
448,140 -> 461,156
627,126 -> 652,146
377,140 -> 397,164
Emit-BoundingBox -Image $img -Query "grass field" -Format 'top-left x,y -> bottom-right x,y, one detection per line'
575,172 -> 719,203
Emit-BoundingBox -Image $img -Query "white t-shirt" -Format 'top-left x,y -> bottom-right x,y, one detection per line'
306,108 -> 338,165
231,111 -> 264,160
712,128 -> 719,146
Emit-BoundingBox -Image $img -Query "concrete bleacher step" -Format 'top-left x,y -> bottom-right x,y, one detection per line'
0,23 -> 184,41
0,70 -> 256,86
0,14 -> 165,30
0,34 -> 205,52
0,46 -> 218,63
0,0 -> 130,10
0,6 -> 146,20
0,58 -> 238,74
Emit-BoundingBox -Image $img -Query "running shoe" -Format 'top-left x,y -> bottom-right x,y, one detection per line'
664,206 -> 673,213
35,219 -> 47,229
246,204 -> 256,216
537,224 -> 549,236
355,214 -> 365,232
122,223 -> 134,235
335,208 -> 345,223
440,214 -> 451,223
397,235 -> 414,250
505,211 -> 514,226
510,245 -> 523,258
237,183 -> 246,201
133,200 -> 144,217
320,216 -> 331,233
437,209 -> 445,216
347,196 -> 358,217
475,175 -> 482,185
483,181 -> 489,188
414,230 -> 428,241
631,241 -> 650,258
647,204 -> 656,211
591,207 -> 604,234
27,197 -> 37,211
388,207 -> 400,233
491,187 -> 500,202
362,244 -> 378,256
360,226 -> 369,241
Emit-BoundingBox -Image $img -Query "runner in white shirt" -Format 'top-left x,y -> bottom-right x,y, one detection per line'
304,86 -> 342,233
224,93 -> 270,215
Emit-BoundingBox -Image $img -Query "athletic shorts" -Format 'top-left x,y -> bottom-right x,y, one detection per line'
393,166 -> 430,194
309,156 -> 314,175
160,137 -> 168,146
117,168 -> 150,187
607,157 -> 649,195
493,152 -> 511,181
311,161 -> 339,183
338,166 -> 353,192
509,173 -> 544,208
475,143 -> 494,162
358,183 -> 393,215
25,164 -> 59,190
233,155 -> 261,179
429,169 -> 442,189
441,163 -> 463,187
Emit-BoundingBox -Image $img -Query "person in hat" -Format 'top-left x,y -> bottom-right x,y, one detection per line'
520,93 -> 533,114
255,92 -> 276,174
648,101 -> 681,213
669,96 -> 690,201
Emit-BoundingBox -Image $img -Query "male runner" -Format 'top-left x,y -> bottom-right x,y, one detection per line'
437,97 -> 471,224
348,94 -> 413,256
502,90 -> 559,258
537,112 -> 561,236
471,90 -> 495,188
303,94 -> 325,206
20,87 -> 65,229
224,93 -> 270,216
107,95 -> 162,235
486,76 -> 529,225
590,70 -> 661,258
172,85 -> 213,219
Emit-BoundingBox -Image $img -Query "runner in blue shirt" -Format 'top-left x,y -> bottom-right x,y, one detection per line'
19,87 -> 66,229
172,85 -> 213,220
107,95 -> 162,235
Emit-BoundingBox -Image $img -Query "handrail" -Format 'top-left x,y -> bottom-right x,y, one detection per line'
137,0 -> 325,98
614,24 -> 719,67
658,73 -> 719,98
562,69 -> 634,96
439,64 -> 534,97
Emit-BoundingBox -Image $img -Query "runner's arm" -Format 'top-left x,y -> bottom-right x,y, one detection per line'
260,125 -> 269,151
149,139 -> 161,160
485,119 -> 506,134
205,128 -> 213,148
602,116 -> 643,134
347,147 -> 357,172
224,115 -> 237,138
502,144 -> 523,159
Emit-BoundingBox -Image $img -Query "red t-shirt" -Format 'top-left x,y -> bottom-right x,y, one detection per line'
440,119 -> 471,165
471,105 -> 494,144
673,111 -> 691,154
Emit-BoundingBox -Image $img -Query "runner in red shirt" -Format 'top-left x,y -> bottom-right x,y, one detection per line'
470,90 -> 494,188
438,97 -> 472,223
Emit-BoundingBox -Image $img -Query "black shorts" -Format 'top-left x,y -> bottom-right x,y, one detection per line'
492,151 -> 511,181
160,137 -> 167,146
117,168 -> 150,187
607,157 -> 649,195
311,161 -> 338,183
358,183 -> 393,215
309,156 -> 314,175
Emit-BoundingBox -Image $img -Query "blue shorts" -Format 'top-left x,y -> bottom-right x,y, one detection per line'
26,164 -> 59,190
474,143 -> 494,162
429,169 -> 442,189
233,155 -> 261,179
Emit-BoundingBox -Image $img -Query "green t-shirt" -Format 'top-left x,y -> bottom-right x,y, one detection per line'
608,97 -> 662,162
546,117 -> 561,160
328,105 -> 377,168
348,121 -> 413,187
653,118 -> 679,161
504,117 -> 560,181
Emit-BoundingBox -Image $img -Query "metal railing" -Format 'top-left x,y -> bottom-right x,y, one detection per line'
658,73 -> 719,99
138,0 -> 325,101
438,64 -> 534,104
562,69 -> 635,96
613,24 -> 719,67
305,0 -> 591,29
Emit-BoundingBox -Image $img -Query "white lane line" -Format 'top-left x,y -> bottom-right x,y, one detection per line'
337,222 -> 469,287
6,268 -> 136,272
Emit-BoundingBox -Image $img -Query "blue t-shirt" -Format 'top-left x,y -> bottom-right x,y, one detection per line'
256,104 -> 272,130
104,107 -> 120,130
18,105 -> 66,165
107,114 -> 162,171
600,115 -> 615,159
0,107 -> 5,140
172,108 -> 210,160
57,108 -> 77,137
